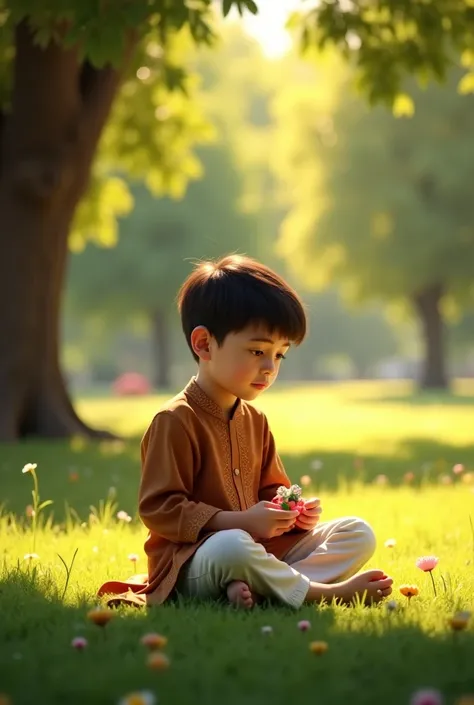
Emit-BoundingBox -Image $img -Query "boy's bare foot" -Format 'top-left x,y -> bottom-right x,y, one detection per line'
307,570 -> 393,606
227,580 -> 259,609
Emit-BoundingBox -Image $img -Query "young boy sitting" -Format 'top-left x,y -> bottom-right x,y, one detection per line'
98,254 -> 393,609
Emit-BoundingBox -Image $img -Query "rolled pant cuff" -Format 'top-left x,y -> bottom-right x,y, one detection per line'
285,574 -> 311,608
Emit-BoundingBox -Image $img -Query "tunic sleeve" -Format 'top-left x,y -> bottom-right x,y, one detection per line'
138,411 -> 221,543
258,415 -> 291,502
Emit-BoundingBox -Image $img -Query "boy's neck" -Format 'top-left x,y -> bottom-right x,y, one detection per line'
195,370 -> 238,420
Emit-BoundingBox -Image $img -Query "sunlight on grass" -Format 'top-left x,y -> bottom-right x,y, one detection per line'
77,379 -> 474,455
1,381 -> 474,705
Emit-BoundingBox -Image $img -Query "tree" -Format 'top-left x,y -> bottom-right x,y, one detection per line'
277,289 -> 400,381
0,1 -> 255,440
274,59 -> 474,389
67,143 -> 257,388
2,0 -> 474,439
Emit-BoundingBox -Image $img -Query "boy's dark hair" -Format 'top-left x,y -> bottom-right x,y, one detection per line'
177,254 -> 307,362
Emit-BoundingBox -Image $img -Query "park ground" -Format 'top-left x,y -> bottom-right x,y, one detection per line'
1,379 -> 473,705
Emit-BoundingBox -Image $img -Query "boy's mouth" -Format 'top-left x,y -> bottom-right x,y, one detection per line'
251,383 -> 268,390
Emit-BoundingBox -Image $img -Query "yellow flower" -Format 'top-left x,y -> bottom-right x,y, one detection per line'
455,697 -> 474,705
118,690 -> 156,705
309,641 -> 328,655
384,538 -> 397,548
448,611 -> 471,631
87,608 -> 113,627
22,463 -> 37,474
140,633 -> 168,650
147,652 -> 170,670
399,584 -> 419,599
300,475 -> 311,487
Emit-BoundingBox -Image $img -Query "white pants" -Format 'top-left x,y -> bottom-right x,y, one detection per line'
176,516 -> 376,608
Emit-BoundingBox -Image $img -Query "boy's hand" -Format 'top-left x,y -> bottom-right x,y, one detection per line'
294,497 -> 322,532
243,501 -> 299,540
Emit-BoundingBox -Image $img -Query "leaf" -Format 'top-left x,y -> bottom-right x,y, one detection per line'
222,0 -> 233,17
458,72 -> 474,95
460,50 -> 474,68
392,93 -> 414,118
242,0 -> 258,14
37,500 -> 54,511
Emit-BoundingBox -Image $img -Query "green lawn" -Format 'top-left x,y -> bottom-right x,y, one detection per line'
1,380 -> 473,705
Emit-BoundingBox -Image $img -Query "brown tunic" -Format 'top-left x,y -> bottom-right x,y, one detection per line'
98,377 -> 306,606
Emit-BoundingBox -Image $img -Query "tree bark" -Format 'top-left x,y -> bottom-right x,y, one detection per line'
412,283 -> 449,390
0,21 -> 134,440
151,309 -> 171,389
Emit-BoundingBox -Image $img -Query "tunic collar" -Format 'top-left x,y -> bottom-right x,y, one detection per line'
184,377 -> 242,421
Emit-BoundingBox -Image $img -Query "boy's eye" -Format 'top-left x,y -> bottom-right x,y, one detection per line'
250,350 -> 286,360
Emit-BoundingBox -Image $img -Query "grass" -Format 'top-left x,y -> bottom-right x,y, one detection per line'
1,380 -> 474,705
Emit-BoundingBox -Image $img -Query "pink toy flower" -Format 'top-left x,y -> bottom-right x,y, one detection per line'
410,688 -> 443,705
416,556 -> 439,572
71,637 -> 88,650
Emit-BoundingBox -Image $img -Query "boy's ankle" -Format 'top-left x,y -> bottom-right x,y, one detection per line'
306,581 -> 333,603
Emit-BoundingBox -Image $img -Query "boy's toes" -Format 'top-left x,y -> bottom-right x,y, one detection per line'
227,581 -> 254,609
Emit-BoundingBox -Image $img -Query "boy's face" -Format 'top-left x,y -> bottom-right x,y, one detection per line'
206,323 -> 290,402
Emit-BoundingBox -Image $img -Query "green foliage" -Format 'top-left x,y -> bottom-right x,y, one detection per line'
66,26 -> 269,321
274,58 -> 474,309
70,29 -> 216,250
0,1 -> 259,250
67,141 -> 258,320
292,0 -> 474,107
0,1 -> 249,66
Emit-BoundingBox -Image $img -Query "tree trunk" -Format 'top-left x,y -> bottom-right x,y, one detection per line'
151,309 -> 171,389
0,21 -> 134,441
412,283 -> 449,390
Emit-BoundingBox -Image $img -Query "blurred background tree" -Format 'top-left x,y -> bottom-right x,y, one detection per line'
274,56 -> 474,390
2,0 -> 474,439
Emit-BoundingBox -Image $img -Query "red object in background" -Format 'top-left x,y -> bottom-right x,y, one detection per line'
112,372 -> 152,396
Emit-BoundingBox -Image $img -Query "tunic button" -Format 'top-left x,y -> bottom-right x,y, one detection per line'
234,468 -> 240,476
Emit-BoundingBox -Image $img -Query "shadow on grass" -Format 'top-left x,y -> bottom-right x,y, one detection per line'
0,569 -> 473,705
0,436 -> 473,521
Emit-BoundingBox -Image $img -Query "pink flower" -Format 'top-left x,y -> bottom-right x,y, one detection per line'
453,463 -> 464,475
416,556 -> 439,572
71,637 -> 88,650
297,620 -> 311,631
410,688 -> 443,705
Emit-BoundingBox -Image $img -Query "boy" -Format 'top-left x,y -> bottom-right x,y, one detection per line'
98,255 -> 392,609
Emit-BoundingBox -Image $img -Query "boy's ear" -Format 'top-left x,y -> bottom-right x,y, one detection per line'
190,326 -> 212,361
